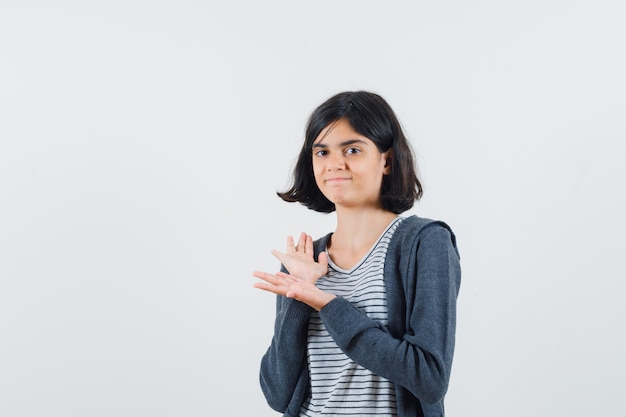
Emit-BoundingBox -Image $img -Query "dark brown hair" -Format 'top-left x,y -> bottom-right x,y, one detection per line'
278,91 -> 422,214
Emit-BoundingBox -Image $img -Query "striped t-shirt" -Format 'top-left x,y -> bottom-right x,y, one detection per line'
299,217 -> 404,417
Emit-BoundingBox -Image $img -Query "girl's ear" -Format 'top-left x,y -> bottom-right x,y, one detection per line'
383,150 -> 392,175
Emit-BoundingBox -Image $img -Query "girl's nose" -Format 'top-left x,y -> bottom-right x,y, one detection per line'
327,152 -> 346,170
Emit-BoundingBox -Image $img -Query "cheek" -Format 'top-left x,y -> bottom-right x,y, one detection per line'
312,157 -> 326,173
312,161 -> 324,185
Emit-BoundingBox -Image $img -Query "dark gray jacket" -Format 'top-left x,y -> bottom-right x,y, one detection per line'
259,216 -> 461,417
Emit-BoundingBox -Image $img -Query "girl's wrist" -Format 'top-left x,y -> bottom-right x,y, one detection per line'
314,293 -> 336,312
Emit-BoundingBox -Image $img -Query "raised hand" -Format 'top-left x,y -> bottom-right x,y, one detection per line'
270,232 -> 328,284
252,270 -> 336,311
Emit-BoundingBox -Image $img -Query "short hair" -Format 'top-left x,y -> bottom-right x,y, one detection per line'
278,91 -> 423,214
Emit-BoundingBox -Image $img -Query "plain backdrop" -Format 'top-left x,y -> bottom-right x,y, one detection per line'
1,1 -> 624,416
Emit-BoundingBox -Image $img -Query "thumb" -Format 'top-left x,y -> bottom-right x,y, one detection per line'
271,249 -> 287,264
318,251 -> 329,268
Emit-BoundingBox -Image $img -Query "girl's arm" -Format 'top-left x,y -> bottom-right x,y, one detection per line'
318,225 -> 461,404
255,233 -> 330,412
258,292 -> 313,412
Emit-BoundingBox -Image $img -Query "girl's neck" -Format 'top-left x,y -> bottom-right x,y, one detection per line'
331,206 -> 398,252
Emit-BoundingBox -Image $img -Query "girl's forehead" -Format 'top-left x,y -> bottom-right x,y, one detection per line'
313,119 -> 371,146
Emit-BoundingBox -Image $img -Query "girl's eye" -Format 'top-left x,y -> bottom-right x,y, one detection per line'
345,147 -> 361,155
314,149 -> 328,157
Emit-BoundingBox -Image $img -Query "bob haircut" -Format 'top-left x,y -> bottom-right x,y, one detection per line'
278,91 -> 423,214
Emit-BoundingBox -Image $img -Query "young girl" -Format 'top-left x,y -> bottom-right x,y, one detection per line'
253,91 -> 461,417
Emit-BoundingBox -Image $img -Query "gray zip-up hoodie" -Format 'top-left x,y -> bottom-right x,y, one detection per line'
259,215 -> 461,417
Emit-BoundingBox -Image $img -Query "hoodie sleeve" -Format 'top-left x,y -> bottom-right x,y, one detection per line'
259,283 -> 314,412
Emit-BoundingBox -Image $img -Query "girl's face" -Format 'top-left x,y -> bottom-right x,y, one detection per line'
312,119 -> 390,210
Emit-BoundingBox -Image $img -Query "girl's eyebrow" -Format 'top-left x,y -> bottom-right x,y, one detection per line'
312,139 -> 368,148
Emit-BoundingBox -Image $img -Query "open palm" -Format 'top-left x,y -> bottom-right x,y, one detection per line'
271,232 -> 328,284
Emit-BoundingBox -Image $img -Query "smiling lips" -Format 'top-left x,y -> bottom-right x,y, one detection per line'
325,177 -> 351,183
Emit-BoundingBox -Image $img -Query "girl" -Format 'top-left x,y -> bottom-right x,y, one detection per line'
253,91 -> 461,417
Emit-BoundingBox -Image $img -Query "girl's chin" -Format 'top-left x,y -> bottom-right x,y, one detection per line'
326,199 -> 373,210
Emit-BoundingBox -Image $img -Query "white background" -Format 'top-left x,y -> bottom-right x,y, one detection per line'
1,1 -> 624,416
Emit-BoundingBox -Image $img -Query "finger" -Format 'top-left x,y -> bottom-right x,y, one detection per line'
253,280 -> 278,290
252,281 -> 273,291
271,249 -> 286,264
305,234 -> 314,255
252,270 -> 273,283
252,270 -> 282,286
296,232 -> 306,252
286,236 -> 295,254
253,281 -> 288,297
253,271 -> 299,297
275,271 -> 298,282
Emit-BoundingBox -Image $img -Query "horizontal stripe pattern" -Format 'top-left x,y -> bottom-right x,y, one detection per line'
300,217 -> 403,416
